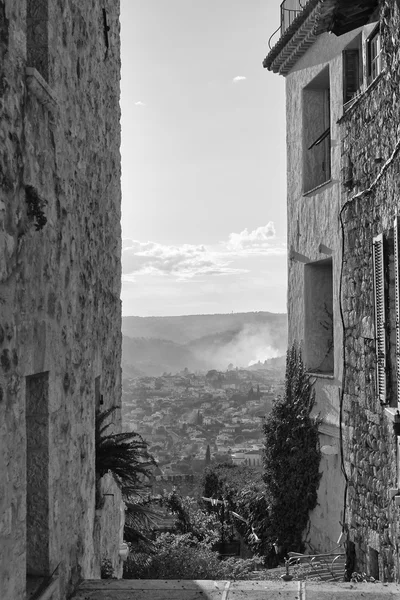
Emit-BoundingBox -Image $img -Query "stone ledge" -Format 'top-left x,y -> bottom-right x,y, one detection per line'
319,422 -> 341,439
26,67 -> 58,114
303,179 -> 333,196
338,72 -> 385,123
26,575 -> 59,600
384,406 -> 399,422
307,371 -> 334,380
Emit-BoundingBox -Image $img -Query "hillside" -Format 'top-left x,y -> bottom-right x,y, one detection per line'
122,336 -> 208,377
122,312 -> 286,344
122,312 -> 287,376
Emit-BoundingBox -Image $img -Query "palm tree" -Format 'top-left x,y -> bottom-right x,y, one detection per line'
95,406 -> 161,548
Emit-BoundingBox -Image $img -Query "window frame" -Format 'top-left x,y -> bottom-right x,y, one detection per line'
343,45 -> 361,105
367,25 -> 382,85
394,217 -> 400,409
372,233 -> 387,404
302,68 -> 331,194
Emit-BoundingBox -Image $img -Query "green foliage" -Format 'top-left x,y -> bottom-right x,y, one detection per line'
262,343 -> 322,555
100,558 -> 114,579
202,463 -> 267,552
95,407 -> 157,498
234,482 -> 271,556
162,491 -> 220,545
25,185 -> 47,231
203,462 -> 262,504
124,533 -> 263,580
124,498 -> 163,547
351,572 -> 377,583
95,407 -> 159,548
125,533 -> 223,579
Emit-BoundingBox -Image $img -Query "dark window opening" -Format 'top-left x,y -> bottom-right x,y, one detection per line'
343,35 -> 362,105
367,26 -> 382,84
369,547 -> 379,580
26,0 -> 49,82
303,67 -> 331,193
26,372 -> 50,578
304,258 -> 334,374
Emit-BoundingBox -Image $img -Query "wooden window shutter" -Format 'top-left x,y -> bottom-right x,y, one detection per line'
395,218 -> 400,406
373,233 -> 387,403
343,49 -> 360,104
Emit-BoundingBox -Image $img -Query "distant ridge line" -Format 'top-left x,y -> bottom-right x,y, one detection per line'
123,310 -> 287,319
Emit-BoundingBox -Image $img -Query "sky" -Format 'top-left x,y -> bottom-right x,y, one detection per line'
120,0 -> 287,317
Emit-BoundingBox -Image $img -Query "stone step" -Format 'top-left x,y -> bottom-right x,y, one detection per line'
71,579 -> 400,600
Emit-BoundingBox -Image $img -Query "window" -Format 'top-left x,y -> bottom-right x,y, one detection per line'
304,258 -> 334,374
367,26 -> 382,84
373,234 -> 387,403
303,68 -> 331,193
394,218 -> 400,407
372,226 -> 400,407
343,35 -> 362,105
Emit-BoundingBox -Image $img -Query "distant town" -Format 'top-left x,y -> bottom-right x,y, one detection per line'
122,359 -> 285,479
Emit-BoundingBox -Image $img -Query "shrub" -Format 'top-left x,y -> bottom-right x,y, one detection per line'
262,343 -> 322,557
124,533 -> 226,579
100,558 -> 114,579
95,407 -> 156,498
124,533 -> 264,580
162,491 -> 220,546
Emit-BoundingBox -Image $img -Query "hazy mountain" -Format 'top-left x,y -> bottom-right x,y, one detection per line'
122,312 -> 287,377
122,312 -> 287,344
122,336 -> 208,377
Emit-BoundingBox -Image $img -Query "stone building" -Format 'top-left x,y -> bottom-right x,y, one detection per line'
264,0 -> 400,579
0,1 -> 123,599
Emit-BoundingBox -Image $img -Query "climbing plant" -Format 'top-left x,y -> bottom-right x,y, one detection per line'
262,343 -> 322,557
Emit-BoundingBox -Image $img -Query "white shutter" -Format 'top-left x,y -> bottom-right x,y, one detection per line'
395,218 -> 400,407
373,233 -> 387,403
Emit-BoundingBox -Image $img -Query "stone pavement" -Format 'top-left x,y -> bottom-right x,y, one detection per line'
72,579 -> 400,599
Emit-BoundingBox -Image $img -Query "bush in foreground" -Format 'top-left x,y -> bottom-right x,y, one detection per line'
124,533 -> 264,580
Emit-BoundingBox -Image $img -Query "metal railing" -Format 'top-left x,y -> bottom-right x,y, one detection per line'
286,552 -> 346,581
280,0 -> 305,35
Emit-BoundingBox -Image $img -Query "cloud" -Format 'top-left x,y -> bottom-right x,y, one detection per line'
122,223 -> 286,281
225,222 -> 285,255
134,101 -> 146,106
122,239 -> 245,279
232,76 -> 247,83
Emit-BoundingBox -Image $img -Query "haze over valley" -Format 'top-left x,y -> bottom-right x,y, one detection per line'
122,311 -> 287,377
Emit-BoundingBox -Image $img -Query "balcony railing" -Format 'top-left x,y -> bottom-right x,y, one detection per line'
280,0 -> 305,35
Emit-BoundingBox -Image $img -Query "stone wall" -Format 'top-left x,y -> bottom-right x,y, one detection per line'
339,0 -> 400,581
94,473 -> 126,580
0,1 -> 122,598
284,28 -> 361,552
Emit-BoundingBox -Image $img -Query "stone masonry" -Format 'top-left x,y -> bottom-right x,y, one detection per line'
340,0 -> 400,581
0,1 -> 122,599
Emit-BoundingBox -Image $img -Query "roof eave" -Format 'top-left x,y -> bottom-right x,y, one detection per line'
263,0 -> 379,76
